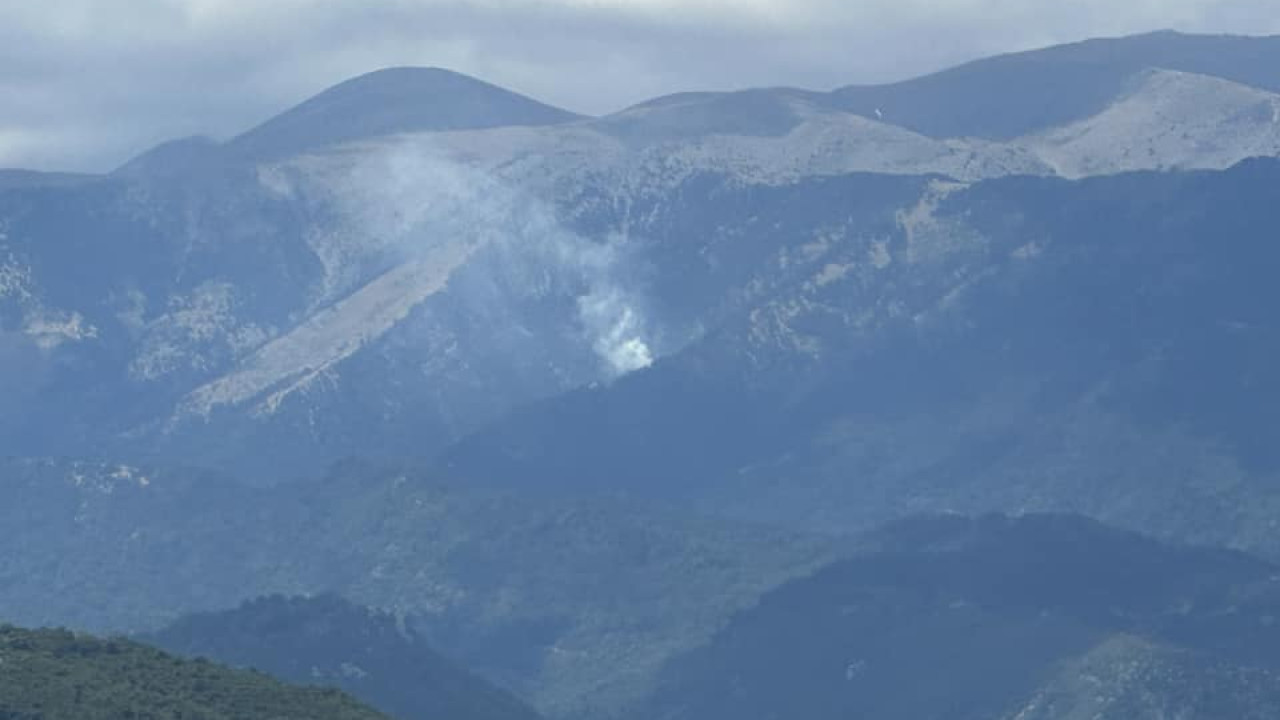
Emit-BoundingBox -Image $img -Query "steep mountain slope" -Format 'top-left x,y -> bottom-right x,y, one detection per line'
1022,69 -> 1280,177
444,158 -> 1280,556
0,135 -> 637,479
831,30 -> 1280,139
147,595 -> 541,720
0,457 -> 829,718
634,514 -> 1280,720
0,625 -> 388,720
0,163 -> 333,464
230,67 -> 583,161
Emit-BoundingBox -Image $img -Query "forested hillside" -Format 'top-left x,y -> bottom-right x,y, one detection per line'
0,625 -> 388,720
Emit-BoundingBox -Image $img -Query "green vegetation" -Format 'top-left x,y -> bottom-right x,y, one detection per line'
147,595 -> 542,720
0,625 -> 388,720
635,514 -> 1280,720
0,458 -> 830,719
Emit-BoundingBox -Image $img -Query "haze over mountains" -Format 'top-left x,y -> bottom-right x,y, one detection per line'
4,28 -> 1280,720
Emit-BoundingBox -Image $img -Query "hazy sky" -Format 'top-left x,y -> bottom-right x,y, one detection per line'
2,0 -> 1277,172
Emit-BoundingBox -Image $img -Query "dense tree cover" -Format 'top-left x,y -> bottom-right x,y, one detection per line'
0,458 -> 828,718
147,594 -> 542,720
635,514 -> 1280,720
0,625 -> 388,720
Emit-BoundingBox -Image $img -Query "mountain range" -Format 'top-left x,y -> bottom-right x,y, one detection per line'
4,30 -> 1280,481
4,28 -> 1280,720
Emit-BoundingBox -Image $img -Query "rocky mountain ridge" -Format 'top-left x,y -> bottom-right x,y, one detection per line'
4,32 -> 1280,478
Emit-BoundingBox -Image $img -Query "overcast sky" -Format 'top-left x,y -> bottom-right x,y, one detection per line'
2,0 -> 1278,173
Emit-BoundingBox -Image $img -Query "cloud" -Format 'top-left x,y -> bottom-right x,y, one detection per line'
1,0 -> 1278,171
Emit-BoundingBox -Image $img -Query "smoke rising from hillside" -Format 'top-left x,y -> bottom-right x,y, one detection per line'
272,138 -> 655,378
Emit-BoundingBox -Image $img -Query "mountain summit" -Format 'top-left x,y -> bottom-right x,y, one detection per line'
229,67 -> 582,160
832,30 -> 1280,139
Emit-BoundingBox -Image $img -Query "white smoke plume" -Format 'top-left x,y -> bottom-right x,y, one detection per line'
268,136 -> 655,378
578,285 -> 654,375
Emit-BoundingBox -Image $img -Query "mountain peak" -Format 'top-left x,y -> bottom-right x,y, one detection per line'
831,31 -> 1280,139
229,66 -> 582,161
